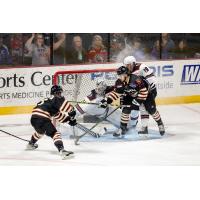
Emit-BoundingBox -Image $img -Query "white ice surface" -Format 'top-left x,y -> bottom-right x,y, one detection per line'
0,103 -> 200,166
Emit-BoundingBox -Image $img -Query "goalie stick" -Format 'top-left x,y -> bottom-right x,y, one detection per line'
74,105 -> 120,145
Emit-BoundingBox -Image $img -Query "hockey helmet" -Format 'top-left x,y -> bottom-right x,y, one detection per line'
123,56 -> 136,65
50,85 -> 63,95
117,66 -> 129,75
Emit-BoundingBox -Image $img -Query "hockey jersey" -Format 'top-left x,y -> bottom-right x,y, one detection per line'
106,74 -> 149,105
128,74 -> 149,103
32,96 -> 73,123
131,63 -> 156,90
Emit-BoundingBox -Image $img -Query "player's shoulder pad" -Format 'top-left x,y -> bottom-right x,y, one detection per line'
140,63 -> 148,69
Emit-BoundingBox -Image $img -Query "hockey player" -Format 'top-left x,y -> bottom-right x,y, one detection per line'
74,79 -> 139,131
100,66 -> 165,137
99,66 -> 140,137
123,56 -> 157,134
27,85 -> 76,159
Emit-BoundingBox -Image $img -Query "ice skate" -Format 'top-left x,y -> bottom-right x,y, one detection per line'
138,126 -> 148,135
138,127 -> 148,139
26,142 -> 38,150
113,126 -> 127,138
158,123 -> 165,136
60,149 -> 74,160
113,128 -> 122,137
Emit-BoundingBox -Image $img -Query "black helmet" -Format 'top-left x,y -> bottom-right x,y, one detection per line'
50,85 -> 63,95
117,66 -> 129,75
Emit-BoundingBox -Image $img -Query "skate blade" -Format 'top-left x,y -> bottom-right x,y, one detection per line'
25,145 -> 38,151
61,153 -> 74,160
113,134 -> 125,139
25,148 -> 37,151
138,134 -> 148,139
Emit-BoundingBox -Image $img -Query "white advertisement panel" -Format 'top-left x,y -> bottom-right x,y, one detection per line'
147,59 -> 200,97
0,60 -> 199,108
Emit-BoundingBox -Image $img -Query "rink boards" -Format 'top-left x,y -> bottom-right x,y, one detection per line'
0,59 -> 200,115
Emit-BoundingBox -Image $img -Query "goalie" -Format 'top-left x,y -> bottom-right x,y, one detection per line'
73,79 -> 139,134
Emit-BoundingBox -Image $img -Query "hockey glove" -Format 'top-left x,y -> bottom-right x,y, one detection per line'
99,99 -> 108,108
124,86 -> 138,97
68,118 -> 77,126
132,99 -> 140,106
68,109 -> 76,118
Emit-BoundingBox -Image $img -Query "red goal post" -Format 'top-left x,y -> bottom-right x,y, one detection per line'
53,68 -> 118,102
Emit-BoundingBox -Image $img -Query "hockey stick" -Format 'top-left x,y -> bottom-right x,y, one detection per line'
74,105 -> 120,145
70,123 -> 99,139
0,129 -> 30,142
68,100 -> 99,105
75,123 -> 100,138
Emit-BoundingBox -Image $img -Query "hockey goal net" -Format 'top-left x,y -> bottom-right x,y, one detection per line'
53,68 -> 120,139
53,68 -> 117,103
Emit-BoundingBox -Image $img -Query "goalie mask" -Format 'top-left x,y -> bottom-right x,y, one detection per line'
95,79 -> 107,96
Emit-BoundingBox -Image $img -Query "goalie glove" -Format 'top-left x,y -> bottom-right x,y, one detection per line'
99,99 -> 108,108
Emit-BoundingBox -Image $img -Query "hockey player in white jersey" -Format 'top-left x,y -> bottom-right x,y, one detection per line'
123,56 -> 159,134
74,79 -> 139,134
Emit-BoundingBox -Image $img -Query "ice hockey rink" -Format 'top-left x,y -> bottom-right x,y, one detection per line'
0,103 -> 200,166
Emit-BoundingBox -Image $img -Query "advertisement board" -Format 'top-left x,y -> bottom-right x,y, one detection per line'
0,60 -> 199,115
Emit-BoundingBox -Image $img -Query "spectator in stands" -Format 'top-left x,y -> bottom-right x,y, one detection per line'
194,53 -> 200,58
10,34 -> 23,65
25,33 -> 50,65
65,35 -> 87,64
110,33 -> 126,62
151,40 -> 160,60
53,33 -> 66,64
151,34 -> 175,60
172,39 -> 190,59
130,37 -> 146,61
0,36 -> 12,65
87,35 -> 108,63
161,33 -> 175,59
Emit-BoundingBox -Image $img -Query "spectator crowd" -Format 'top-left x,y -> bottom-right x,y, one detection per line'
0,33 -> 200,66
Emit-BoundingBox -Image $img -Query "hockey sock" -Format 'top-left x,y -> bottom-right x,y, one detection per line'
139,104 -> 149,128
30,132 -> 43,144
141,114 -> 149,127
52,132 -> 64,152
121,113 -> 129,127
152,111 -> 162,125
